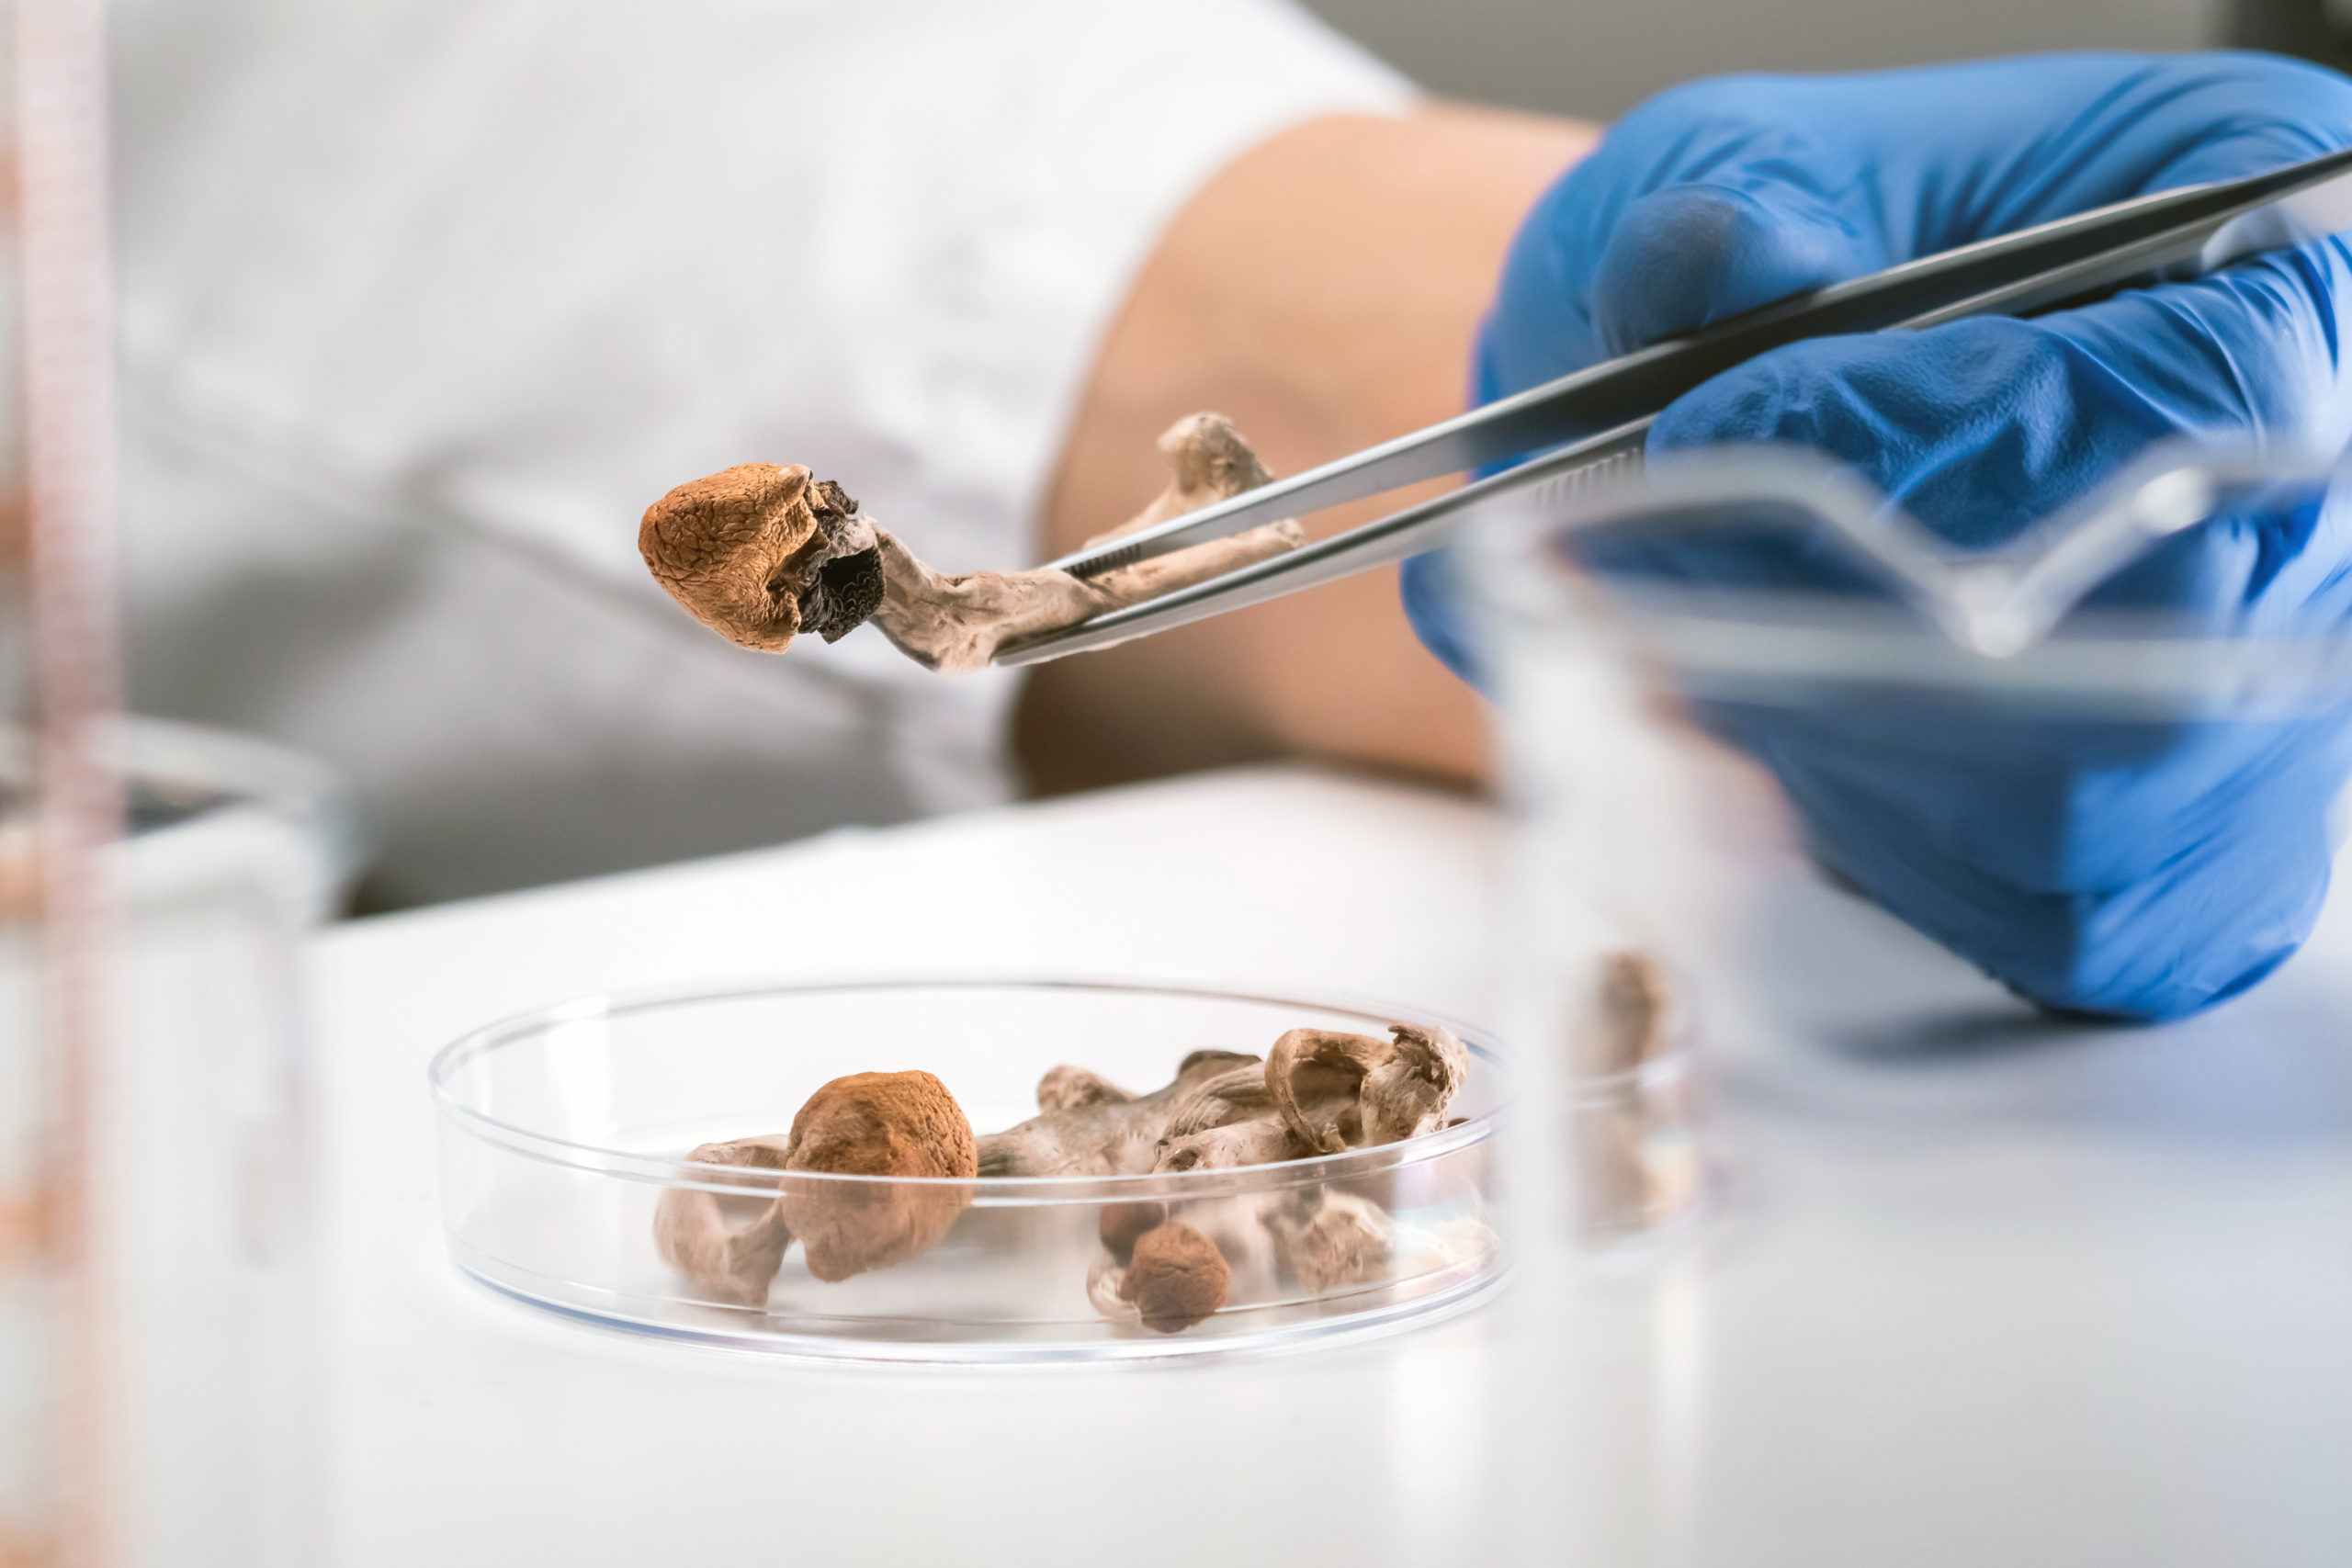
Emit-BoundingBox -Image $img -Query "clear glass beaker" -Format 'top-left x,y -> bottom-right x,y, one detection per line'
0,717 -> 362,1565
1470,446 -> 2352,1257
1469,446 -> 2352,1565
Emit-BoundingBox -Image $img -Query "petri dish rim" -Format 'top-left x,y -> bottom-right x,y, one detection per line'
427,972 -> 1510,1197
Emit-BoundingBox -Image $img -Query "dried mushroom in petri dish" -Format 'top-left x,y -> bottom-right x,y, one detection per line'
1114,1220 -> 1231,1335
652,1020 -> 1476,1337
651,1068 -> 977,1301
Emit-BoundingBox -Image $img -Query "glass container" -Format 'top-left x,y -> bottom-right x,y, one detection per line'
431,977 -> 1509,1363
1469,446 -> 2352,1256
1468,446 -> 2352,1566
0,718 -> 360,1564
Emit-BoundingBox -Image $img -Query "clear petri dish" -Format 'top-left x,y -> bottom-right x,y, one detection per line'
428,977 -> 1509,1363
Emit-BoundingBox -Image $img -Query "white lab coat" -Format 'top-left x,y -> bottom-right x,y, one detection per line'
107,0 -> 1409,902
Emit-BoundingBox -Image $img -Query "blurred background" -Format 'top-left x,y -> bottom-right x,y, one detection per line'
1304,0 -> 2220,117
94,0 -> 2352,914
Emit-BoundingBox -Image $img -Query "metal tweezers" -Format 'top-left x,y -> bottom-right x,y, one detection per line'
991,145 -> 2352,667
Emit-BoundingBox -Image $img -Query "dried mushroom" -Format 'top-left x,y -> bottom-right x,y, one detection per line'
1591,948 -> 1675,1076
653,1069 -> 978,1300
1151,1116 -> 1299,1174
652,1136 -> 797,1306
639,413 -> 1305,674
637,469 -> 880,651
1150,1063 -> 1297,1173
1262,1189 -> 1395,1293
980,1021 -> 1471,1190
656,1019 -> 1479,1337
774,1070 -> 978,1282
1116,1220 -> 1230,1334
976,1049 -> 1261,1177
1267,1023 -> 1471,1156
1577,950 -> 1702,1237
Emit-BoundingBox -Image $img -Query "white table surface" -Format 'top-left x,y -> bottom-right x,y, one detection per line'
311,765 -> 2352,1567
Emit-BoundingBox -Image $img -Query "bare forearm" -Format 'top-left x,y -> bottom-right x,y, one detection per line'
1021,103 -> 1600,794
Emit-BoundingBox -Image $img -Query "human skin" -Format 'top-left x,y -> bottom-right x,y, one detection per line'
1021,104 -> 1600,794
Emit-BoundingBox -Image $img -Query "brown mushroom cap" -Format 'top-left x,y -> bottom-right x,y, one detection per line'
639,465 -> 882,651
639,463 -> 820,651
774,1069 -> 978,1282
1118,1220 -> 1229,1333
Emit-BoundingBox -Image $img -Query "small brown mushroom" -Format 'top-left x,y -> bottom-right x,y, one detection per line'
638,468 -> 880,651
652,1136 -> 797,1306
770,1069 -> 978,1282
1118,1220 -> 1230,1333
639,413 -> 1304,674
1267,1022 -> 1471,1156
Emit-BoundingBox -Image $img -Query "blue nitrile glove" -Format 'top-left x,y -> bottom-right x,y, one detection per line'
1405,53 -> 2352,1021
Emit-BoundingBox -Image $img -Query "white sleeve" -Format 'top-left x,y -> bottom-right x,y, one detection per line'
109,0 -> 1415,901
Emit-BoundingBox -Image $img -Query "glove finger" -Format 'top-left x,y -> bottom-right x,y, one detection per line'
1652,238 -> 2352,556
1634,242 -> 2352,1020
1704,694 -> 2351,1021
1587,183 -> 1882,357
1483,53 -> 2352,400
1400,547 -> 1478,684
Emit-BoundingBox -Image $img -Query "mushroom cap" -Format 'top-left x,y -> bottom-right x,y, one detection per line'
775,1069 -> 978,1282
639,463 -> 887,650
1119,1220 -> 1229,1333
639,462 -> 823,651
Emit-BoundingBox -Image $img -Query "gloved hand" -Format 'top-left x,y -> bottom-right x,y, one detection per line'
1405,53 -> 2352,1021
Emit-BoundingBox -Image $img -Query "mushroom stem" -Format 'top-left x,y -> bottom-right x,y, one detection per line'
652,1136 -> 797,1306
976,1050 -> 1261,1177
